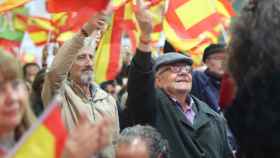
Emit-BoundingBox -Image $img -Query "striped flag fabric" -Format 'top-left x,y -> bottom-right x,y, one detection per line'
0,0 -> 31,13
46,0 -> 110,13
164,0 -> 235,52
94,6 -> 125,84
7,97 -> 67,158
27,26 -> 49,46
189,38 -> 215,66
0,39 -> 20,54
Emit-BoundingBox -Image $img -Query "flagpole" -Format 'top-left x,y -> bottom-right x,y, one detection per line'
208,0 -> 229,43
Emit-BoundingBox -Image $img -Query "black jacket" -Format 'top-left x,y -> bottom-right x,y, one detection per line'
127,50 -> 233,158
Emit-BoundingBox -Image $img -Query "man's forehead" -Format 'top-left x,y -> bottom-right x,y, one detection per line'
160,61 -> 190,68
78,47 -> 94,55
209,52 -> 225,56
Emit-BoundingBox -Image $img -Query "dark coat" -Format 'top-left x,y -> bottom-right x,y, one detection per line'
127,50 -> 233,158
191,70 -> 221,112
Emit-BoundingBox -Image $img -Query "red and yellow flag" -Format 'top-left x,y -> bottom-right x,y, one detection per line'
164,0 -> 235,52
0,39 -> 20,51
13,14 -> 28,32
8,98 -> 67,158
27,26 -> 49,46
94,6 -> 125,84
122,0 -> 166,52
0,0 -> 31,13
46,0 -> 110,13
189,38 -> 215,66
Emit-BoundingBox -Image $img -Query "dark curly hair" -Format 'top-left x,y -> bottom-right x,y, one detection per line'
226,0 -> 280,157
228,0 -> 280,87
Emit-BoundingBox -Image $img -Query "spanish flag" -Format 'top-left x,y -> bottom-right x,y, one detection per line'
13,14 -> 28,32
7,97 -> 67,158
0,0 -> 31,13
0,39 -> 20,53
46,0 -> 110,13
94,6 -> 124,84
27,26 -> 49,46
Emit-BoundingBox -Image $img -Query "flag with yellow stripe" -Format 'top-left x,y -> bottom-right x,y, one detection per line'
189,38 -> 215,66
27,26 -> 49,46
164,0 -> 235,52
8,97 -> 67,158
13,14 -> 28,32
94,6 -> 124,84
0,0 -> 31,13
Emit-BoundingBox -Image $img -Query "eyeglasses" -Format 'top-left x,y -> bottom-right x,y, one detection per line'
157,65 -> 192,75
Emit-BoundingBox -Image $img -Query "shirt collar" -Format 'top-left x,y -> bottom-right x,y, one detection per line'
170,95 -> 195,113
67,79 -> 97,101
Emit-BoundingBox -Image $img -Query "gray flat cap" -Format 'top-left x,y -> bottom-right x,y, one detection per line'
153,52 -> 193,72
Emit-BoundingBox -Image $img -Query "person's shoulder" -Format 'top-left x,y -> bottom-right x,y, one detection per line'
192,70 -> 207,78
192,70 -> 209,83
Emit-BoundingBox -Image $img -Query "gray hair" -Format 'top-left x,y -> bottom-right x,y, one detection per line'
78,36 -> 98,56
116,125 -> 169,158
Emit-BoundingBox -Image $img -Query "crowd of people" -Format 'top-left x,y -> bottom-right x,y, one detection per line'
0,0 -> 280,157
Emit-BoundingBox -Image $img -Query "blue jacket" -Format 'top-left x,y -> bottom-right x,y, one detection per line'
191,70 -> 221,112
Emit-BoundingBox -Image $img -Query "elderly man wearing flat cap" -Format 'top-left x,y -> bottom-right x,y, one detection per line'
191,44 -> 226,113
126,4 -> 233,158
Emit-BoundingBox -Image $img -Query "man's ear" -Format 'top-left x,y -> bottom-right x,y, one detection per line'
155,75 -> 161,88
155,74 -> 162,88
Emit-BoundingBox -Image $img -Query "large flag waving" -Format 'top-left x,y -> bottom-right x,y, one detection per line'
94,6 -> 125,84
0,0 -> 31,12
46,0 -> 110,13
7,97 -> 67,158
164,0 -> 235,52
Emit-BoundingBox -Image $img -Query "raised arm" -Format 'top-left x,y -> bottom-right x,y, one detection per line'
42,13 -> 107,106
126,1 -> 157,125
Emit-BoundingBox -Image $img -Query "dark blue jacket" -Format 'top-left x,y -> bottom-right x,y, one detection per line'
191,70 -> 221,112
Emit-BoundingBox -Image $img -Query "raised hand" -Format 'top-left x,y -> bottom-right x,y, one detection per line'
135,0 -> 153,38
82,12 -> 108,37
62,114 -> 113,158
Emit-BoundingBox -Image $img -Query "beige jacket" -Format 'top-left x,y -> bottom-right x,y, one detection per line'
42,33 -> 119,158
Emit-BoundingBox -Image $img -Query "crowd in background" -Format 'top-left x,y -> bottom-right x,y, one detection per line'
1,0 -> 280,158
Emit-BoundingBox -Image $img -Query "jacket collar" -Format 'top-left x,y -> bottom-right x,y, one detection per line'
67,80 -> 108,102
191,96 -> 218,130
159,90 -> 218,130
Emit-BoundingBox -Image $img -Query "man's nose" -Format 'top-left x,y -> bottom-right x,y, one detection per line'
85,56 -> 93,65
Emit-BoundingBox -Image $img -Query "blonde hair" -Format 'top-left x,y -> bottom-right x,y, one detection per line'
0,51 -> 36,140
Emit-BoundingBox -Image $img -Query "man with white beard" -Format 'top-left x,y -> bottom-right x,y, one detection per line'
42,13 -> 119,158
